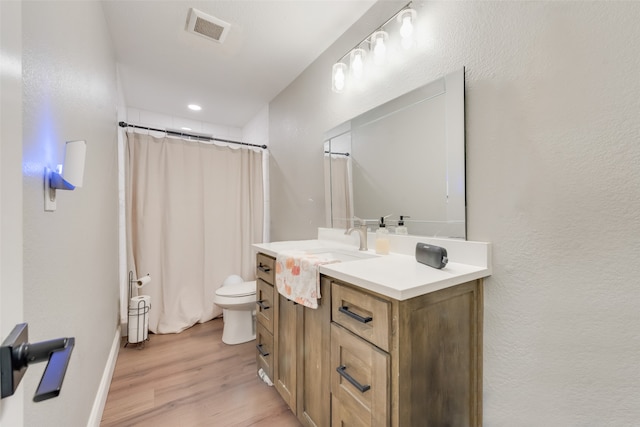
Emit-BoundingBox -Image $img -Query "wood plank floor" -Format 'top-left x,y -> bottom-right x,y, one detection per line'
101,318 -> 301,426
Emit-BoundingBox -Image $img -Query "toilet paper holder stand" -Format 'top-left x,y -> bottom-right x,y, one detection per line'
125,271 -> 151,349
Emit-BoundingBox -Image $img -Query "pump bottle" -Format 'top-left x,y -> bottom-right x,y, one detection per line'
375,216 -> 390,255
395,215 -> 410,235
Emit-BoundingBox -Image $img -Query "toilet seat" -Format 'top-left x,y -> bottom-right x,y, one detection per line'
215,280 -> 256,297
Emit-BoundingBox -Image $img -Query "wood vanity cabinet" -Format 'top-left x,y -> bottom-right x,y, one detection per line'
255,251 -> 483,427
330,278 -> 483,427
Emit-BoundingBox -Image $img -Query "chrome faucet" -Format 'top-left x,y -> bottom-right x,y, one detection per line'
345,219 -> 369,251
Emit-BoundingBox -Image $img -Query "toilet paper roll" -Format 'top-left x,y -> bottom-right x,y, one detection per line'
134,274 -> 151,289
128,295 -> 151,343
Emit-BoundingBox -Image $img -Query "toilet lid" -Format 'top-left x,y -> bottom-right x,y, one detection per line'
215,280 -> 256,297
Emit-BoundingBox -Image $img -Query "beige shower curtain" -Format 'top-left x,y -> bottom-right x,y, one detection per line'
125,132 -> 264,334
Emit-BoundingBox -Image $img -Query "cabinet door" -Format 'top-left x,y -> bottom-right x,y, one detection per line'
274,294 -> 300,413
256,279 -> 274,332
298,276 -> 331,427
256,321 -> 274,382
331,324 -> 390,427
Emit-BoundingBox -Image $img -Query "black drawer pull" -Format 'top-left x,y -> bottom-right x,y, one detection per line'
336,365 -> 370,393
256,344 -> 270,357
256,300 -> 270,310
257,264 -> 271,273
339,306 -> 372,323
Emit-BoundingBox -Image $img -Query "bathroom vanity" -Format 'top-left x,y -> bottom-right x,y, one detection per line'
253,230 -> 491,427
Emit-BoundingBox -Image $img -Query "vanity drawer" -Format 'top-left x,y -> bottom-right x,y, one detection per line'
331,281 -> 391,352
256,253 -> 275,284
331,323 -> 389,427
256,322 -> 274,382
256,278 -> 274,332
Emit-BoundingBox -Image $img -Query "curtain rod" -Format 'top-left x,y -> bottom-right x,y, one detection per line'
324,150 -> 350,157
118,121 -> 267,149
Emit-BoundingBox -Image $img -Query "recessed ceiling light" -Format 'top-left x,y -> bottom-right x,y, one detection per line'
181,127 -> 192,131
188,104 -> 202,111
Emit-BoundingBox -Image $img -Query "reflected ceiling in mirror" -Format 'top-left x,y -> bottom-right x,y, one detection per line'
323,68 -> 466,239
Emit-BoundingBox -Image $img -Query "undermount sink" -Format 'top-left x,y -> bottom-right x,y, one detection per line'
306,248 -> 378,262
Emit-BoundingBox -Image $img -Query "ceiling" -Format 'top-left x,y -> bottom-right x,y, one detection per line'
101,0 -> 377,128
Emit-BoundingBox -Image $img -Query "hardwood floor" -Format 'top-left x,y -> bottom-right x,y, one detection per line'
101,318 -> 301,427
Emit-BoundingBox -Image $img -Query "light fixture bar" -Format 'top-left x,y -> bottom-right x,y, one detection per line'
331,2 -> 416,93
334,1 -> 413,64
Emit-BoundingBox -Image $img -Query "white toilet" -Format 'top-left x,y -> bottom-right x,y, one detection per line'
213,275 -> 256,345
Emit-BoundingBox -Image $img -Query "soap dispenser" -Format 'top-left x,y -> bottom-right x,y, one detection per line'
375,216 -> 390,255
396,215 -> 410,235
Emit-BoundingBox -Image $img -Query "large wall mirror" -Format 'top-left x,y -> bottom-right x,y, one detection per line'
323,67 -> 466,239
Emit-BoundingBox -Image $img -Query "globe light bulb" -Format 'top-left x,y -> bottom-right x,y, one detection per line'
400,15 -> 413,39
332,62 -> 347,93
398,8 -> 417,50
350,48 -> 366,79
372,31 -> 388,61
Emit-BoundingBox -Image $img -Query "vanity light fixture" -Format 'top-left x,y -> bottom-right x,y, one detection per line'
331,2 -> 416,93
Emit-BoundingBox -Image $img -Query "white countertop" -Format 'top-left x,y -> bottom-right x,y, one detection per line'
252,228 -> 492,301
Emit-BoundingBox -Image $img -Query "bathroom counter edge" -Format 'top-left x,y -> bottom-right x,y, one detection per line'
252,236 -> 491,301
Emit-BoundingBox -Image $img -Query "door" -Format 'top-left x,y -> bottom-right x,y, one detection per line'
0,0 -> 25,423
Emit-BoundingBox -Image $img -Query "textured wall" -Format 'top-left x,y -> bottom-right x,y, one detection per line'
0,0 -> 25,425
269,1 -> 640,424
21,1 -> 119,425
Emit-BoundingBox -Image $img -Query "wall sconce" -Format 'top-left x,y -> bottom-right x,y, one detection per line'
44,140 -> 86,212
331,2 -> 417,93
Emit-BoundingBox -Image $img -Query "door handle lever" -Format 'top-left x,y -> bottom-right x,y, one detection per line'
1,323 -> 75,402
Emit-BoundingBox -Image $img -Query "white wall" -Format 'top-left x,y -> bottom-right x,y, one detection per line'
0,0 -> 25,425
21,1 -> 119,425
269,1 -> 640,425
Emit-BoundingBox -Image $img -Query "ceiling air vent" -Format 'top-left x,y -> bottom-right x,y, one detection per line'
186,8 -> 230,44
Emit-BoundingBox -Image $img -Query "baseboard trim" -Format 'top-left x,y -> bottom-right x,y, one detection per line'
86,327 -> 121,427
